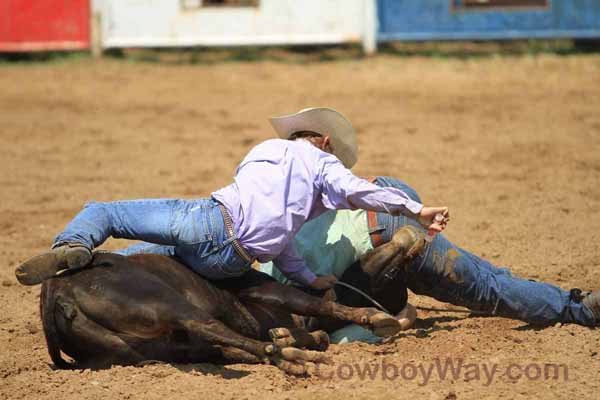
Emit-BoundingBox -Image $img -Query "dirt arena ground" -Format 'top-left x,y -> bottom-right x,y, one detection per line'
1,52 -> 599,399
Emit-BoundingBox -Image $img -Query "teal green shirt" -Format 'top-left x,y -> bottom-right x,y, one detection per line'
260,209 -> 373,283
260,209 -> 381,344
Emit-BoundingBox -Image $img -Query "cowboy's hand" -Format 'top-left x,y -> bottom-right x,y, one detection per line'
417,206 -> 450,232
310,275 -> 337,290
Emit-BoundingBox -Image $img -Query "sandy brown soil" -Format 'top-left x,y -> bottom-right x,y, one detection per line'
1,53 -> 600,399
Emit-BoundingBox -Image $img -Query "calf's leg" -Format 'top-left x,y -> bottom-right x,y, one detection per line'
239,282 -> 401,336
268,327 -> 329,351
53,298 -> 146,368
174,309 -> 330,375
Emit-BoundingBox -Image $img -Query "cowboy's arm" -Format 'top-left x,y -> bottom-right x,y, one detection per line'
273,241 -> 317,286
320,156 -> 423,216
273,242 -> 336,289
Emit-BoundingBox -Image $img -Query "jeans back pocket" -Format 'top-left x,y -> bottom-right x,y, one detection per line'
173,205 -> 213,245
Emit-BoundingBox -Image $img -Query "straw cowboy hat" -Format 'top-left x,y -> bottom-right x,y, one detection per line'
269,107 -> 358,168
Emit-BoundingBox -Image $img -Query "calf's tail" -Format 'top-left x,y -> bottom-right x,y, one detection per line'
40,279 -> 73,369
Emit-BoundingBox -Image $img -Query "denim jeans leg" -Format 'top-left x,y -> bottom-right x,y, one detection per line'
110,201 -> 249,280
374,176 -> 422,204
408,234 -> 596,326
54,197 -> 250,280
373,175 -> 596,326
54,198 -> 192,249
114,242 -> 176,257
171,199 -> 251,280
114,239 -> 245,281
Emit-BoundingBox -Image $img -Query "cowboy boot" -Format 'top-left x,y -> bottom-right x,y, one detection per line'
582,291 -> 600,325
360,225 -> 425,280
389,224 -> 426,259
15,243 -> 92,286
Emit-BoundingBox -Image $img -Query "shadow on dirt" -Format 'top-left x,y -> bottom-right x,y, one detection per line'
380,315 -> 464,344
173,363 -> 252,379
46,358 -> 251,379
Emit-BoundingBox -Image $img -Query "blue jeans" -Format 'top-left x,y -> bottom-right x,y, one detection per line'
55,198 -> 251,280
374,176 -> 596,326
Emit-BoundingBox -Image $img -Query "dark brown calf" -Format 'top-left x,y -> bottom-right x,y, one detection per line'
41,252 -> 402,375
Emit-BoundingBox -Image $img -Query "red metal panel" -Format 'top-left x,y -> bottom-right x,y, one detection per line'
0,0 -> 90,52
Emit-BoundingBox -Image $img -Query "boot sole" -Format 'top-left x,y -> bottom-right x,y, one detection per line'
15,252 -> 64,286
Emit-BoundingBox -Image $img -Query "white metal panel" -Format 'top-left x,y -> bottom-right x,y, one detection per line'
97,0 -> 373,48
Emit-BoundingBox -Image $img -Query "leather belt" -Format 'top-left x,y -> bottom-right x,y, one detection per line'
367,210 -> 385,248
217,203 -> 256,264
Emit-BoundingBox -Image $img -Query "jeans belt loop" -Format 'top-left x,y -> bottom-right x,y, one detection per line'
217,203 -> 255,264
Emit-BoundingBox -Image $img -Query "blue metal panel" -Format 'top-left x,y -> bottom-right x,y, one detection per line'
378,0 -> 600,41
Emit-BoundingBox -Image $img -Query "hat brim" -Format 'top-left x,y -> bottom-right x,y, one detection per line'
269,107 -> 358,168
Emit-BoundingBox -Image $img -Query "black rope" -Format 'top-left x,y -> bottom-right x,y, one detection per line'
333,281 -> 392,314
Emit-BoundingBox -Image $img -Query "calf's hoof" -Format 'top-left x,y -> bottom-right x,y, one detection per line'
269,328 -> 297,347
269,327 -> 291,340
270,347 -> 332,376
362,312 -> 402,337
268,327 -> 330,351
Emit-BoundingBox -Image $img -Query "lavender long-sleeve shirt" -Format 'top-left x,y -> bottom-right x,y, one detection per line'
212,139 -> 423,285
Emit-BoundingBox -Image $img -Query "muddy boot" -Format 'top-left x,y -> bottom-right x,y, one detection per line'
361,225 -> 425,280
389,225 -> 426,259
15,243 -> 92,286
582,291 -> 600,324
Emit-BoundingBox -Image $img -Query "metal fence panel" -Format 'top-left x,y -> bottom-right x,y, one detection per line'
0,0 -> 90,52
378,0 -> 600,41
98,0 -> 368,48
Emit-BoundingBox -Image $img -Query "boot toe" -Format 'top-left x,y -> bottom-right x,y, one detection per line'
582,291 -> 600,323
391,225 -> 426,258
15,252 -> 62,286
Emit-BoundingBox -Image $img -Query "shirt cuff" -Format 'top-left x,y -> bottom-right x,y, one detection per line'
404,199 -> 424,216
291,267 -> 317,286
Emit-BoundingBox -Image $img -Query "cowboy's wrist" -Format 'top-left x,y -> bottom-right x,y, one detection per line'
297,268 -> 317,287
404,200 -> 423,217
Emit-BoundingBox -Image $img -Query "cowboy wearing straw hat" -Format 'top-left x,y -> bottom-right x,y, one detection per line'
16,107 -> 449,290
